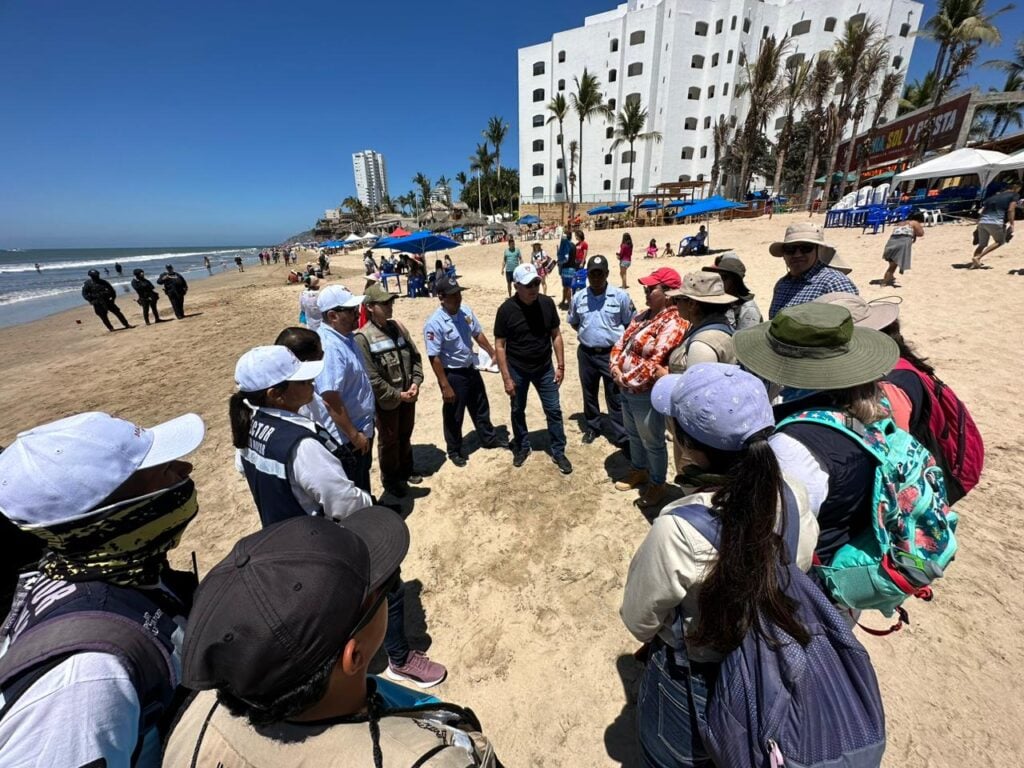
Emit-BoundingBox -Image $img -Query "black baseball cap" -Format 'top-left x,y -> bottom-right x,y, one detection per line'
181,510 -> 409,702
435,274 -> 468,296
586,254 -> 610,272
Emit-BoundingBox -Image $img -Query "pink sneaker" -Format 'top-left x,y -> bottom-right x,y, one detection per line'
384,650 -> 447,688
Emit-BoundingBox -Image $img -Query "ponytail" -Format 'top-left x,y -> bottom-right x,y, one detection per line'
229,390 -> 271,449
685,427 -> 810,652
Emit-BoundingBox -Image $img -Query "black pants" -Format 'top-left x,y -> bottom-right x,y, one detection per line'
442,367 -> 496,456
93,301 -> 129,331
337,438 -> 374,494
377,403 -> 415,485
578,344 -> 627,446
166,292 -> 185,319
139,297 -> 161,324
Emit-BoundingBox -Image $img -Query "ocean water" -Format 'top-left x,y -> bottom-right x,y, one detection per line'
0,246 -> 259,328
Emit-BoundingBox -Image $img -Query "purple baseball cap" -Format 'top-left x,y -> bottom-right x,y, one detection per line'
651,363 -> 774,451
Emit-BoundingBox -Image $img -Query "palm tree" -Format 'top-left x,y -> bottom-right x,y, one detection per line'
801,53 -> 838,211
469,143 -> 494,216
735,35 -> 790,198
987,37 -> 1024,77
341,196 -> 371,227
570,68 -> 613,205
412,172 -> 432,213
436,175 -> 451,206
977,72 -> 1024,136
484,116 -> 509,182
819,16 -> 884,208
567,139 -> 579,221
455,171 -> 468,207
839,39 -> 891,196
898,72 -> 940,115
772,58 -> 811,195
710,116 -> 733,195
853,71 -> 904,189
546,93 -> 571,221
610,99 -> 662,200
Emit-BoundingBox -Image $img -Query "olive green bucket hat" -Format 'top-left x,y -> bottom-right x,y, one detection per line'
733,303 -> 899,390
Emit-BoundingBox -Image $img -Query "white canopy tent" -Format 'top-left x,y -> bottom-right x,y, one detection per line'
343,233 -> 362,244
990,149 -> 1024,174
893,148 -> 1009,188
358,233 -> 378,242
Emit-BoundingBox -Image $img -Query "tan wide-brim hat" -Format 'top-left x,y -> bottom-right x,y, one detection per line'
769,222 -> 837,262
813,292 -> 901,331
821,250 -> 852,274
665,272 -> 737,304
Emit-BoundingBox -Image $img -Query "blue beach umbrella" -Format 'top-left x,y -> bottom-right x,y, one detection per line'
607,202 -> 630,213
672,195 -> 746,219
587,205 -> 613,215
638,200 -> 663,210
374,231 -> 461,255
518,214 -> 541,225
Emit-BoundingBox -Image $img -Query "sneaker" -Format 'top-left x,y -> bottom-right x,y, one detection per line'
512,446 -> 532,467
406,474 -> 424,485
385,650 -> 447,689
581,431 -> 599,445
448,454 -> 467,467
552,454 -> 573,474
384,480 -> 409,498
614,468 -> 649,491
480,435 -> 509,449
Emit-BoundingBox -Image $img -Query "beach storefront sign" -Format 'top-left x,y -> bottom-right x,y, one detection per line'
836,93 -> 973,169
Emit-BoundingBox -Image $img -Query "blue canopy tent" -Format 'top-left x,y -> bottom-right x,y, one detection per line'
587,205 -> 613,215
638,200 -> 663,210
518,215 -> 541,225
673,196 -> 746,252
451,227 -> 466,235
607,202 -> 630,213
374,231 -> 461,254
319,240 -> 344,248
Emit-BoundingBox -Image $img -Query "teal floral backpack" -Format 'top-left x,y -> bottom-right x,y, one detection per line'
776,408 -> 959,631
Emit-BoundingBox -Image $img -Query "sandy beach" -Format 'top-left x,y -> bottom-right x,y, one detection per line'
1,213 -> 1021,766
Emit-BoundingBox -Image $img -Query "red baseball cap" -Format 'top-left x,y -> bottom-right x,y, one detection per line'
638,267 -> 682,290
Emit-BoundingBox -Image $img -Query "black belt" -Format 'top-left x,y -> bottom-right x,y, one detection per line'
443,366 -> 474,372
580,344 -> 613,354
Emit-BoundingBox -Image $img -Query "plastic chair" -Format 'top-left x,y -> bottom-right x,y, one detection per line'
862,209 -> 887,235
407,275 -> 426,298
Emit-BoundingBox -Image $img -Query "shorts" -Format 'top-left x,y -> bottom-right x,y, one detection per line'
505,270 -> 515,285
620,260 -> 631,268
977,222 -> 1008,248
560,269 -> 576,288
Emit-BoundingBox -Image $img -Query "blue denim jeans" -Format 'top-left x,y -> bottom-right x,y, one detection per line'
509,362 -> 566,457
383,578 -> 410,665
637,642 -> 715,768
621,390 -> 668,484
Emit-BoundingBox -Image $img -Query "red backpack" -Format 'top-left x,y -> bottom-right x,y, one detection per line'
893,358 -> 983,504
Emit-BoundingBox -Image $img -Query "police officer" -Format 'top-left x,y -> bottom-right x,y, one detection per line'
353,284 -> 424,498
131,268 -> 165,325
157,263 -> 188,319
81,269 -> 131,331
424,274 -> 507,467
567,254 -> 635,449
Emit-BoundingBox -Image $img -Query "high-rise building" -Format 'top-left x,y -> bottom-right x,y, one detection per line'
352,150 -> 389,209
518,0 -> 922,204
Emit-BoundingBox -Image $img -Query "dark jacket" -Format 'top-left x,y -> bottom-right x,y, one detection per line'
158,271 -> 188,296
131,277 -> 159,302
81,278 -> 116,305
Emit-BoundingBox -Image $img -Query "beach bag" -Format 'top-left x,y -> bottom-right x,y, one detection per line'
776,408 -> 958,626
892,358 -> 983,504
671,502 -> 886,768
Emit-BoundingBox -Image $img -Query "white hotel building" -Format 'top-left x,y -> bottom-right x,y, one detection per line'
352,149 -> 390,210
517,0 -> 922,204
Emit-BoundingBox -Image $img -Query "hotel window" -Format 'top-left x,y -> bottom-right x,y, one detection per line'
738,51 -> 746,65
626,92 -> 641,106
630,30 -> 646,45
533,139 -> 544,151
605,153 -> 613,165
532,88 -> 545,102
695,21 -> 708,36
628,62 -> 643,76
558,79 -> 565,91
775,116 -> 787,129
681,147 -> 694,160
606,127 -> 614,138
555,182 -> 564,194
731,15 -> 737,30
743,17 -> 751,33
763,26 -> 770,39
700,146 -> 708,159
533,61 -> 545,75
729,114 -> 737,127
704,116 -> 711,128
610,38 -> 619,52
684,117 -> 697,130
791,19 -> 811,36
532,186 -> 544,198
715,19 -> 723,34
558,50 -> 566,62
899,23 -> 911,37
557,134 -> 562,145
620,177 -> 633,190
708,85 -> 715,98
687,87 -> 701,100
603,180 -> 612,190
786,53 -> 805,69
727,49 -> 733,63
556,158 -> 564,168
824,17 -> 837,32
608,98 -> 616,110
532,164 -> 544,176
893,55 -> 904,68
679,174 -> 692,182
723,82 -> 729,96
692,54 -> 705,68
712,52 -> 719,67
609,68 -> 617,82
621,150 -> 636,163
849,13 -> 866,27
532,114 -> 544,127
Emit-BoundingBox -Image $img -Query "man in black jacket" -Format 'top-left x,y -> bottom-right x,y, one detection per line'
81,270 -> 131,331
157,263 -> 188,319
131,268 -> 166,325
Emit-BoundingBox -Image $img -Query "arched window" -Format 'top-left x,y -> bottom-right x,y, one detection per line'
699,146 -> 708,159
532,114 -> 544,127
628,62 -> 643,76
703,116 -> 711,129
626,92 -> 641,106
533,61 -> 545,75
620,177 -> 633,190
695,21 -> 709,36
555,182 -> 564,194
786,53 -> 806,69
532,163 -> 544,176
824,17 -> 837,32
684,117 -> 698,130
687,87 -> 701,100
681,146 -> 695,159
532,139 -> 544,151
605,153 -> 613,165
558,79 -> 565,90
791,19 -> 811,36
849,13 -> 866,28
558,50 -> 566,62
606,127 -> 614,138
609,68 -> 617,82
608,98 -> 617,110
603,180 -> 612,190
691,54 -> 705,68
556,158 -> 564,169
893,55 -> 904,68
532,88 -> 545,102
630,30 -> 646,45
610,38 -> 619,52
708,85 -> 716,98
621,150 -> 636,163
532,186 -> 544,198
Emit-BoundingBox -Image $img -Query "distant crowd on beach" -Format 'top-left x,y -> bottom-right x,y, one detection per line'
0,207 -> 996,768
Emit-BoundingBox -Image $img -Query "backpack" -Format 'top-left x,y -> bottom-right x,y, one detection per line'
892,358 -> 983,504
683,321 -> 734,355
776,408 -> 958,624
670,501 -> 886,768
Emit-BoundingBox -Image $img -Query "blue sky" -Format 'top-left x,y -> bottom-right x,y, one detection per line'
0,0 -> 1019,247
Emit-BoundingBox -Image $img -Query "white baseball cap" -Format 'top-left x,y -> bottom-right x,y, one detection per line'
0,411 -> 206,527
234,346 -> 324,392
513,263 -> 541,285
316,285 -> 364,312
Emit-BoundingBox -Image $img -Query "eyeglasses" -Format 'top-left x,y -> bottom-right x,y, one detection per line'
644,284 -> 662,294
782,243 -> 816,256
348,569 -> 401,639
331,305 -> 358,314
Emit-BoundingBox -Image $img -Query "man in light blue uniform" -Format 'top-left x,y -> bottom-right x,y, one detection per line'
315,285 -> 377,493
424,275 -> 506,467
568,254 -> 635,449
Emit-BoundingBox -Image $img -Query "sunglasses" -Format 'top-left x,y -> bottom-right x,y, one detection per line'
644,284 -> 663,294
782,243 -> 816,256
348,569 -> 401,639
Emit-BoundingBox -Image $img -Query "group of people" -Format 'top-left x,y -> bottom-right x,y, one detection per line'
1,218 -> 983,767
81,263 -> 188,331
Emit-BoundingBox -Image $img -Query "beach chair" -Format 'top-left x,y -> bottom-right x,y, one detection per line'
862,208 -> 887,235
